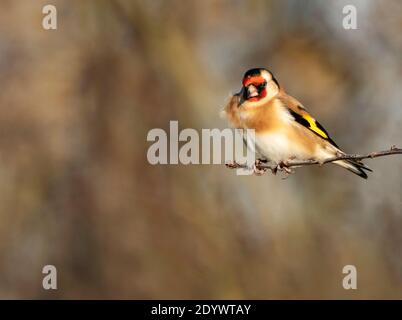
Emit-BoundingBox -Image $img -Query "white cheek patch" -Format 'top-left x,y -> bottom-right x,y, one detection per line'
265,81 -> 279,100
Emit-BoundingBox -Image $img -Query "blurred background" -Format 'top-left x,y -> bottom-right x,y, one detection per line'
0,0 -> 401,299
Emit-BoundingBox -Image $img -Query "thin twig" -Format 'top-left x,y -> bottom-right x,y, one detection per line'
226,146 -> 402,173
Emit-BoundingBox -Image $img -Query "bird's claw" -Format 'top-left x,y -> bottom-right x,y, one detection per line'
253,159 -> 268,175
277,161 -> 294,175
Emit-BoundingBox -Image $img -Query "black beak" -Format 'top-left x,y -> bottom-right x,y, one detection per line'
238,85 -> 259,105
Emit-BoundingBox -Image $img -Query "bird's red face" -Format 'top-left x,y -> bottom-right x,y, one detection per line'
241,68 -> 276,103
242,75 -> 268,102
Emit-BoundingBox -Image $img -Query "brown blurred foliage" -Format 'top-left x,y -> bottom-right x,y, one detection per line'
0,0 -> 401,299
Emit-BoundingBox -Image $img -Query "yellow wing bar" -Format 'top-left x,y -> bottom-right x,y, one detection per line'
302,114 -> 329,139
288,108 -> 339,147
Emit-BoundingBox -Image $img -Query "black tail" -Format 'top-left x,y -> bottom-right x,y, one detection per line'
333,159 -> 372,179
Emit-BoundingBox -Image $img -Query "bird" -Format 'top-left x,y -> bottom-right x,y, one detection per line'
223,67 -> 372,178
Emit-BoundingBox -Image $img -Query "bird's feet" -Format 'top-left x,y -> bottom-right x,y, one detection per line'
226,159 -> 296,177
252,159 -> 296,176
253,159 -> 268,175
276,161 -> 295,179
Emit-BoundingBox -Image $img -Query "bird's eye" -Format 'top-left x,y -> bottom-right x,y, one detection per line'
256,81 -> 267,92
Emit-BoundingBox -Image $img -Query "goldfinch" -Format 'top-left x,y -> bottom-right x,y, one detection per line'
224,68 -> 372,178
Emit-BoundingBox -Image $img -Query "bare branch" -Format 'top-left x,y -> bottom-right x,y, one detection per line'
225,146 -> 402,173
